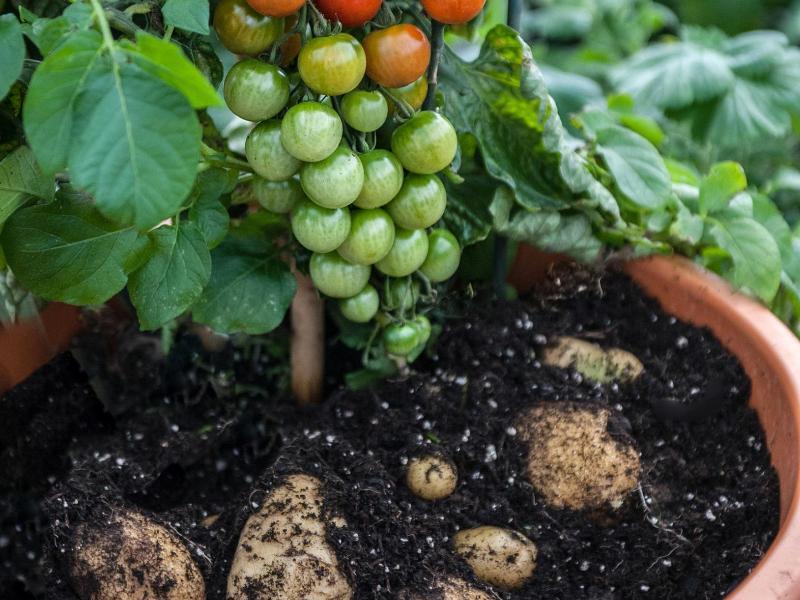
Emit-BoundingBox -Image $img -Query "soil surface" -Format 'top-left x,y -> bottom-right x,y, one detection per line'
0,266 -> 779,599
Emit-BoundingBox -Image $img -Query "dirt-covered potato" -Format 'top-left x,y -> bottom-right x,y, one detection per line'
541,336 -> 643,383
517,403 -> 640,511
452,526 -> 538,590
68,509 -> 205,600
226,473 -> 352,599
404,577 -> 492,599
405,455 -> 458,501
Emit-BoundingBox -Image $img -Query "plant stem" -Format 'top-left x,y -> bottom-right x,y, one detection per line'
507,0 -> 523,31
163,25 -> 174,41
89,0 -> 116,51
423,20 -> 445,110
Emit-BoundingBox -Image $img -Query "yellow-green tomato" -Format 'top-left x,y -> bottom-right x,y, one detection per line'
213,0 -> 283,56
253,177 -> 305,214
300,147 -> 364,209
387,174 -> 446,230
383,322 -> 421,356
391,111 -> 458,174
421,229 -> 461,282
341,90 -> 389,132
298,34 -> 366,96
386,76 -> 428,112
337,208 -> 395,265
384,278 -> 419,311
310,252 -> 371,298
376,228 -> 429,277
245,120 -> 302,181
291,199 -> 351,253
339,284 -> 380,323
281,102 -> 343,162
355,150 -> 404,209
223,59 -> 289,122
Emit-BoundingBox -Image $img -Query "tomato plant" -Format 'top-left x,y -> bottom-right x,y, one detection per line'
247,0 -> 305,18
376,228 -> 429,277
214,0 -> 284,56
253,178 -> 306,214
420,229 -> 461,282
386,174 -> 446,230
422,0 -> 486,24
315,0 -> 382,28
382,322 -> 421,356
355,150 -> 404,209
298,34 -> 366,96
341,91 -> 389,133
363,24 -> 431,88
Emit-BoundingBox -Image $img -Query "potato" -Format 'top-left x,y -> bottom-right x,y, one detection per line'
404,577 -> 492,599
453,526 -> 537,590
517,403 -> 640,511
406,455 -> 458,501
541,336 -> 643,383
68,509 -> 205,600
226,474 -> 351,600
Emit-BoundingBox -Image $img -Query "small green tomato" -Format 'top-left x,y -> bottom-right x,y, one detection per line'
355,150 -> 404,209
310,252 -> 371,299
339,284 -> 380,323
300,147 -> 364,209
245,120 -> 302,181
420,229 -> 461,282
337,208 -> 395,265
376,228 -> 429,278
252,177 -> 305,214
341,90 -> 389,132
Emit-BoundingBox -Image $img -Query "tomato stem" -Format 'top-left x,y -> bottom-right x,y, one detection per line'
423,20 -> 445,110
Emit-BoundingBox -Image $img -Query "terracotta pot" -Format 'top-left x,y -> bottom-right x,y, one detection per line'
0,303 -> 82,394
510,245 -> 800,600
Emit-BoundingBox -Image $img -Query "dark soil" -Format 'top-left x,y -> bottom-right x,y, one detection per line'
0,266 -> 779,600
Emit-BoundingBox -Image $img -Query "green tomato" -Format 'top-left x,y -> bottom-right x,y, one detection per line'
412,314 -> 432,345
339,284 -> 380,323
420,229 -> 461,282
213,0 -> 283,56
300,146 -> 364,209
382,322 -> 421,356
391,111 -> 458,174
245,120 -> 302,181
386,174 -> 446,230
281,102 -> 343,162
384,277 -> 420,311
298,34 -> 366,96
253,177 -> 305,214
355,150 -> 404,209
376,228 -> 429,277
341,90 -> 389,132
291,199 -> 351,253
337,208 -> 395,265
310,252 -> 371,299
223,59 -> 289,122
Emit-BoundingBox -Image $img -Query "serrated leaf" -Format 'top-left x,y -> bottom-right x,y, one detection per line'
708,212 -> 781,302
0,200 -> 146,305
698,161 -> 747,215
0,146 -> 53,227
69,62 -> 201,230
593,124 -> 671,210
128,222 -> 212,330
24,4 -> 92,55
0,15 -> 25,101
122,33 -> 221,109
724,30 -> 788,77
193,234 -> 296,334
188,194 -> 231,250
162,0 -> 210,35
23,31 -> 105,174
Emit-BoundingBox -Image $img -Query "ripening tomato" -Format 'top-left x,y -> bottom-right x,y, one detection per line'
214,0 -> 284,56
386,76 -> 428,113
298,34 -> 366,96
422,0 -> 486,24
314,0 -> 382,27
247,0 -> 305,17
363,24 -> 431,88
281,101 -> 343,162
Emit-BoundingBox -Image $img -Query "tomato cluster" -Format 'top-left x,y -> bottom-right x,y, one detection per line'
215,0 -> 468,359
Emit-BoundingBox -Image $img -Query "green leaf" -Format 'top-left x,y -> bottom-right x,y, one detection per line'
0,146 -> 53,227
669,200 -> 704,245
122,33 -> 221,109
0,15 -> 25,101
698,161 -> 747,215
188,195 -> 230,250
665,158 -> 701,186
592,124 -> 671,210
69,62 -> 201,230
724,30 -> 788,78
23,31 -> 105,174
128,222 -> 212,330
441,170 -> 493,247
0,200 -> 146,305
22,4 -> 92,56
708,212 -> 781,303
193,234 -> 296,334
162,0 -> 210,35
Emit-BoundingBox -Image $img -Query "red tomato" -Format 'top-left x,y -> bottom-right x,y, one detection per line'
314,0 -> 382,28
422,0 -> 486,24
247,0 -> 305,17
363,24 -> 431,89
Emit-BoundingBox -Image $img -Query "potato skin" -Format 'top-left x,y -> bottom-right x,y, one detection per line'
453,526 -> 537,590
542,336 -> 643,383
403,577 -> 492,599
226,474 -> 351,600
517,402 -> 640,511
68,509 -> 205,600
405,455 -> 458,501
